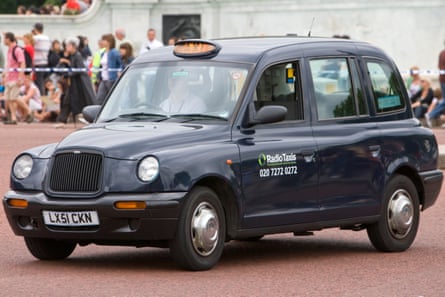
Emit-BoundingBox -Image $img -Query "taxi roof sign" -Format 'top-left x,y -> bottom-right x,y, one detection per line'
173,40 -> 221,59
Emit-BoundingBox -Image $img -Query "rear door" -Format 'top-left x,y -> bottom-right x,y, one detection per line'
309,57 -> 384,221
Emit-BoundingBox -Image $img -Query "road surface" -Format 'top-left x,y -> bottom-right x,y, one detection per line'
1,123 -> 444,297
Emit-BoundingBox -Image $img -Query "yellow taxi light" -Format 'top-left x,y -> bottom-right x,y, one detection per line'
173,40 -> 221,58
114,201 -> 146,210
7,199 -> 29,208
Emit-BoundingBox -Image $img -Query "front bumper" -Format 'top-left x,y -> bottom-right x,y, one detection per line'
420,169 -> 443,210
3,190 -> 187,243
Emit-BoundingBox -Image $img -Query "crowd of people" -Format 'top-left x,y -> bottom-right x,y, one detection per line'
0,22 -> 165,126
1,21 -> 445,128
408,63 -> 445,128
16,0 -> 92,16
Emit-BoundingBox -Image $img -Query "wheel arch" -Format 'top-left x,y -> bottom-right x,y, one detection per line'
193,176 -> 240,240
393,166 -> 424,208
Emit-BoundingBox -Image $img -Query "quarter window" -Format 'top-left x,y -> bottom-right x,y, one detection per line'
366,60 -> 405,113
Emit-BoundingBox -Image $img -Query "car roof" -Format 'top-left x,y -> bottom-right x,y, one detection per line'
133,36 -> 383,65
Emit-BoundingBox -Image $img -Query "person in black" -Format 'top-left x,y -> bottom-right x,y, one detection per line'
56,36 -> 95,125
77,35 -> 92,65
411,79 -> 434,119
47,40 -> 63,73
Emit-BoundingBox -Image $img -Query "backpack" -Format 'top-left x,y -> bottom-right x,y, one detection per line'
12,45 -> 33,75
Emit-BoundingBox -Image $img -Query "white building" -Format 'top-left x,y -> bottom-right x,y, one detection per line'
1,0 -> 444,78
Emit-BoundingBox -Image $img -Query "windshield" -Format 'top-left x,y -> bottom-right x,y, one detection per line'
97,62 -> 250,123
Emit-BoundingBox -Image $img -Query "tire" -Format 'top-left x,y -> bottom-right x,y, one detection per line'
25,237 -> 76,260
367,175 -> 420,252
169,186 -> 226,271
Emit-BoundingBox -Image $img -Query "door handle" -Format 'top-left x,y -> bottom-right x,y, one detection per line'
368,145 -> 381,158
301,150 -> 316,163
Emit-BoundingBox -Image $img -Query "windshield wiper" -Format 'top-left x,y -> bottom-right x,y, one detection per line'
104,112 -> 169,122
170,114 -> 228,122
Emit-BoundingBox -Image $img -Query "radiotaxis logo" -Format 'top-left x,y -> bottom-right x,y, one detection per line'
258,153 -> 297,167
258,153 -> 267,166
258,152 -> 299,178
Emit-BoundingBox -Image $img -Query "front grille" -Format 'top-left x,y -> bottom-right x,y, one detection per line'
49,152 -> 103,193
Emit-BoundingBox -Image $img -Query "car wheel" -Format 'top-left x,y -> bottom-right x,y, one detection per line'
169,186 -> 226,271
367,175 -> 419,252
25,237 -> 76,260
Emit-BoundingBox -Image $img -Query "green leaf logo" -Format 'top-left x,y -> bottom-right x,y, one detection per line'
258,153 -> 267,166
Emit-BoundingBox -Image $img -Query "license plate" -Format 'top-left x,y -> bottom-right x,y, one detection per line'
42,210 -> 100,227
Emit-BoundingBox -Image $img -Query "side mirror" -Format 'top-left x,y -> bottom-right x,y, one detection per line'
248,105 -> 287,126
82,105 -> 102,123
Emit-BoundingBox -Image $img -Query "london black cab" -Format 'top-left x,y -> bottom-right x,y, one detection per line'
3,37 -> 443,270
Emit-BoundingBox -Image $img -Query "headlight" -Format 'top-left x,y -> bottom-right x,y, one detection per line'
137,156 -> 159,182
13,154 -> 34,179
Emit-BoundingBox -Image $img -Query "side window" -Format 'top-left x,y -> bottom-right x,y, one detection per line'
366,60 -> 405,113
310,58 -> 366,120
255,62 -> 303,121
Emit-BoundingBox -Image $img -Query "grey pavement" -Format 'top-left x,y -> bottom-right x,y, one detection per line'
439,144 -> 445,169
434,128 -> 445,169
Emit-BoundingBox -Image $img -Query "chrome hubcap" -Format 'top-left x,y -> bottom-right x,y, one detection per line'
191,202 -> 219,256
387,189 -> 414,239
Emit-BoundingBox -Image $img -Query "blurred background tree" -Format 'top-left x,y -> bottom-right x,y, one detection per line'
0,0 -> 57,14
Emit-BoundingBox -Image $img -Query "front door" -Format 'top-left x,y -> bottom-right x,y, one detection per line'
236,61 -> 319,229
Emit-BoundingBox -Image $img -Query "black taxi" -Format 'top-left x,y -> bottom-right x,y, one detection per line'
3,37 -> 443,270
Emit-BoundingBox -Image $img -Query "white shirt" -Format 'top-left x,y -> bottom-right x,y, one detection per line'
116,38 -> 133,49
33,34 -> 51,66
20,83 -> 42,111
139,39 -> 164,55
100,51 -> 109,81
160,94 -> 206,114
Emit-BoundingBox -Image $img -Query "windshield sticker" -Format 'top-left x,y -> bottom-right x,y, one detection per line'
231,72 -> 242,80
258,153 -> 298,178
377,95 -> 401,109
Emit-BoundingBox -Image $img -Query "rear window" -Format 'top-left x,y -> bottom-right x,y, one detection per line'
366,60 -> 405,113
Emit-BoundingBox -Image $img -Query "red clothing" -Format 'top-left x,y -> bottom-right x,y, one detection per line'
24,44 -> 35,80
439,49 -> 445,84
66,0 -> 81,11
24,45 -> 35,63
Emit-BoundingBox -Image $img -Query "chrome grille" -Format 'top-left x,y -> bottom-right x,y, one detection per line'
49,152 -> 103,193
